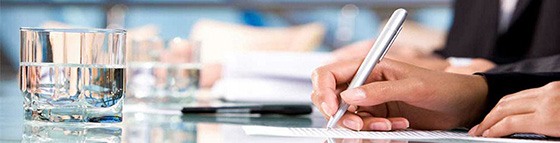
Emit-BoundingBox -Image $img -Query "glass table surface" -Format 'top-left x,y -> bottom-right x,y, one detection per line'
0,79 -> 500,143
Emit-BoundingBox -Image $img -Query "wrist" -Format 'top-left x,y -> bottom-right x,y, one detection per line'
464,74 -> 489,127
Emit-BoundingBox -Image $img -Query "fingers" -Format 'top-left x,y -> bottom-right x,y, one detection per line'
312,60 -> 362,90
347,105 -> 359,113
312,60 -> 363,117
361,117 -> 410,131
338,112 -> 364,130
337,111 -> 409,131
479,114 -> 535,137
312,89 -> 339,118
340,79 -> 425,106
361,117 -> 392,131
468,124 -> 479,135
472,90 -> 537,136
388,118 -> 410,130
312,59 -> 420,121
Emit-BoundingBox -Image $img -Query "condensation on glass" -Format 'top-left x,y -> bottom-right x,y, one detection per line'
19,27 -> 126,123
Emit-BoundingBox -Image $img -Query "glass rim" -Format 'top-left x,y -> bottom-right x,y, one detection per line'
20,27 -> 126,33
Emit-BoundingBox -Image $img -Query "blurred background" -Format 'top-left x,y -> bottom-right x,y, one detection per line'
0,0 -> 452,79
0,0 -> 454,107
1,0 -> 454,142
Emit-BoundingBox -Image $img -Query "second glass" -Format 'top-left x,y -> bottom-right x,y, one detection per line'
127,38 -> 200,105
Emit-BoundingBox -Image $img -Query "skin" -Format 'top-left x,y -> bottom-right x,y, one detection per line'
469,81 -> 560,137
311,59 -> 488,131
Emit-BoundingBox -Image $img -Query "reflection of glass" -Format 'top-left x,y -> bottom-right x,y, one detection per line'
127,38 -> 200,105
123,112 -> 196,143
23,121 -> 122,142
19,28 -> 126,123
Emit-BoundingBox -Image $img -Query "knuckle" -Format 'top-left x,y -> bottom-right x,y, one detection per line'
312,67 -> 329,79
310,90 -> 319,102
311,90 -> 329,104
545,81 -> 560,90
499,94 -> 513,102
311,68 -> 321,78
313,89 -> 327,100
493,102 -> 507,114
501,116 -> 515,129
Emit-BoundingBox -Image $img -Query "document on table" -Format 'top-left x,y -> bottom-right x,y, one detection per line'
214,51 -> 332,103
242,126 -> 552,143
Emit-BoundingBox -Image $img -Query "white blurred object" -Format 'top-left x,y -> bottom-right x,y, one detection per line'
213,78 -> 312,103
447,57 -> 473,67
189,19 -> 325,64
213,52 -> 332,103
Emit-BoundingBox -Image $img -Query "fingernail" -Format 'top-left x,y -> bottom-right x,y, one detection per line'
321,102 -> 332,116
343,119 -> 360,130
482,130 -> 490,137
468,125 -> 479,136
391,120 -> 409,129
341,88 -> 366,100
370,122 -> 391,130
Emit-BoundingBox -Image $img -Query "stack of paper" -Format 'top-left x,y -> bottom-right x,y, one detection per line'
243,126 -> 553,143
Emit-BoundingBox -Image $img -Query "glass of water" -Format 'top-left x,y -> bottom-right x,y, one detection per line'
127,38 -> 200,105
19,28 -> 126,123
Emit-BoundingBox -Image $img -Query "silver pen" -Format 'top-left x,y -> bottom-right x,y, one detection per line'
326,8 -> 407,129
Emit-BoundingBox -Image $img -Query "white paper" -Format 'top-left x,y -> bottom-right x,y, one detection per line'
223,51 -> 332,79
214,77 -> 312,103
214,51 -> 332,103
242,126 -> 553,143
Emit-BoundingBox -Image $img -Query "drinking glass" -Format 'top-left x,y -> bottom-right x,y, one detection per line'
19,28 -> 126,123
127,38 -> 200,105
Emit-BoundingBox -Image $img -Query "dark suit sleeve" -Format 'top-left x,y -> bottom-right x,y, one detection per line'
472,72 -> 560,125
487,54 -> 560,73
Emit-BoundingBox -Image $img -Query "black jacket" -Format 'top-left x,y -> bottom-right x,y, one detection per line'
475,72 -> 560,124
437,0 -> 560,72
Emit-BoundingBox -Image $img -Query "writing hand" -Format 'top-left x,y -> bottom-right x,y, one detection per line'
311,59 -> 488,131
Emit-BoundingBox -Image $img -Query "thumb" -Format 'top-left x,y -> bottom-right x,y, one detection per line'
340,78 -> 426,106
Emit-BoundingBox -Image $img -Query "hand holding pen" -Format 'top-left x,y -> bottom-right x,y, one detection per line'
311,9 -> 489,131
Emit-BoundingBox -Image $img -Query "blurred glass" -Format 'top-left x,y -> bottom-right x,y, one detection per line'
127,37 -> 200,106
19,28 -> 127,123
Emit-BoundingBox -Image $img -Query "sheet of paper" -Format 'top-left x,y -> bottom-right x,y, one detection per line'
214,51 -> 332,103
223,51 -> 332,79
242,126 -> 553,143
213,77 -> 312,103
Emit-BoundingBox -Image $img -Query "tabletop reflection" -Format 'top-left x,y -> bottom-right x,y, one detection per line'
23,121 -> 122,142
